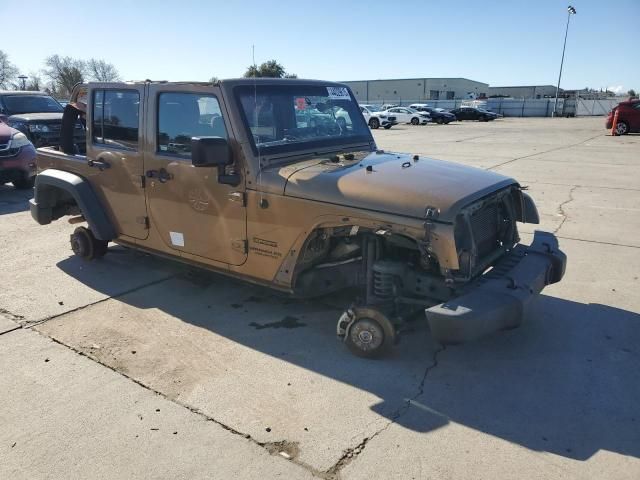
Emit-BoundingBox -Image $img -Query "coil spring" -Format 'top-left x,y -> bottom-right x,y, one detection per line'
373,268 -> 394,299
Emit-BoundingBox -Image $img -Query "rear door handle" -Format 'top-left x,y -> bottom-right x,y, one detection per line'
146,168 -> 172,183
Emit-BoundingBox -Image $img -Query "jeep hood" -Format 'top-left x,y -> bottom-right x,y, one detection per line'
9,112 -> 63,122
282,151 -> 517,223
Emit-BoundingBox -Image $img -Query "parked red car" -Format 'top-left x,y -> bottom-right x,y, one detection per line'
606,99 -> 640,135
0,119 -> 37,189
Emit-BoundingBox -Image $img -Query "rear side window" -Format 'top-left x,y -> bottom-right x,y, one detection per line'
157,92 -> 227,158
92,89 -> 139,150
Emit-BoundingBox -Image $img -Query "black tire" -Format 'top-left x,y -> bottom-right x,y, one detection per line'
369,118 -> 380,129
410,117 -> 420,125
615,121 -> 629,135
12,175 -> 35,190
383,124 -> 392,129
344,307 -> 396,359
436,117 -> 444,125
70,226 -> 108,261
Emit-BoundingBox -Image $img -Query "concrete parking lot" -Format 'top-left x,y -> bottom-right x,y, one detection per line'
1,117 -> 639,479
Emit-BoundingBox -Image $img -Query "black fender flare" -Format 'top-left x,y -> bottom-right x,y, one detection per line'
29,169 -> 116,241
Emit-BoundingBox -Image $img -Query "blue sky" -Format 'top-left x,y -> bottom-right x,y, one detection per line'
1,0 -> 638,92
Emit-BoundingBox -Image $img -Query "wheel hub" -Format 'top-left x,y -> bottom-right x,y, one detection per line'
350,318 -> 384,351
71,234 -> 87,256
358,330 -> 373,343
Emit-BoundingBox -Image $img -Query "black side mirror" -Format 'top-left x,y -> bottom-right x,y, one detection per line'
191,136 -> 232,167
191,136 -> 239,186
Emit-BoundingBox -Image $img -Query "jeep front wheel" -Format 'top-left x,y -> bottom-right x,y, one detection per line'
70,226 -> 108,260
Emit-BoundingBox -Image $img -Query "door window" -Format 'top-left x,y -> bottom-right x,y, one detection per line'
157,92 -> 227,158
92,89 -> 140,150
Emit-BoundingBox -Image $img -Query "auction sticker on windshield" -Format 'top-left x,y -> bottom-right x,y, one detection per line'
326,87 -> 350,100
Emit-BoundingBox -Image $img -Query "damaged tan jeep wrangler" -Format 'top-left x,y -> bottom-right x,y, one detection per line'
30,79 -> 566,357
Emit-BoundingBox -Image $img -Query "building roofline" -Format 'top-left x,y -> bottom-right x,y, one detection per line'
488,85 -> 559,89
341,77 -> 488,84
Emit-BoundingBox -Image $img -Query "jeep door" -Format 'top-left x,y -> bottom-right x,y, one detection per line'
87,85 -> 149,240
143,84 -> 247,265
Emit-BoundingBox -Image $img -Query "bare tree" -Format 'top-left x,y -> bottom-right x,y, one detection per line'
87,58 -> 120,82
44,55 -> 86,98
0,50 -> 19,89
209,76 -> 219,83
25,72 -> 43,91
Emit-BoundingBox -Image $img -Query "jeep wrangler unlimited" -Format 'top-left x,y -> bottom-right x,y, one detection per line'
29,79 -> 566,357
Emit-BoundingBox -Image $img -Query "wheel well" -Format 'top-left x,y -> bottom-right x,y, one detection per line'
32,170 -> 116,241
291,227 -> 443,299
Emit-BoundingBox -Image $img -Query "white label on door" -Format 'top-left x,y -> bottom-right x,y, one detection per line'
169,231 -> 185,247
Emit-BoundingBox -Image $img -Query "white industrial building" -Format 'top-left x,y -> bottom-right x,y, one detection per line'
342,78 -> 489,103
487,85 -> 559,98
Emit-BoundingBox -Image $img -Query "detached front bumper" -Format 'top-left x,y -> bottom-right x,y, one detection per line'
426,230 -> 566,344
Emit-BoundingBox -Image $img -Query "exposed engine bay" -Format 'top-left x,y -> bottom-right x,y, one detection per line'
293,185 -> 526,303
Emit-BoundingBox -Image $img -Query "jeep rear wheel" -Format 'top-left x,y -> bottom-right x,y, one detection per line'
369,118 -> 380,129
70,226 -> 108,261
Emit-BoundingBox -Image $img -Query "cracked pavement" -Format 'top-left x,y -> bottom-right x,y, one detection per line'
1,117 -> 639,479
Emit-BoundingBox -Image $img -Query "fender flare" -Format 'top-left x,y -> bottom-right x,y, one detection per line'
30,169 -> 116,241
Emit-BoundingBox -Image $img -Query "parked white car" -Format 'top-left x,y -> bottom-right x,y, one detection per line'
357,104 -> 398,129
383,107 -> 431,125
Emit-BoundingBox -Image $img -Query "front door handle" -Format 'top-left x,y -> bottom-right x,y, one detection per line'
146,168 -> 172,183
88,159 -> 110,171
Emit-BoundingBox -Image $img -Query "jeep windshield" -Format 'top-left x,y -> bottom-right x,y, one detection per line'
2,95 -> 64,115
236,84 -> 372,157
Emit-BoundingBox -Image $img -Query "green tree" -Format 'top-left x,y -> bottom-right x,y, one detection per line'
0,50 -> 19,89
628,89 -> 637,98
209,76 -> 219,83
243,60 -> 295,78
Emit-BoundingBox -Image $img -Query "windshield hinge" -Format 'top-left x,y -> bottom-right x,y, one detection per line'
228,191 -> 246,207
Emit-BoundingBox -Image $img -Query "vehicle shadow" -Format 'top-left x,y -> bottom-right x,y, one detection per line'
56,253 -> 640,462
0,184 -> 32,215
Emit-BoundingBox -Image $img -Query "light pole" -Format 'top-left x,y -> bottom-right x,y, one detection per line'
553,5 -> 577,117
17,75 -> 28,90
